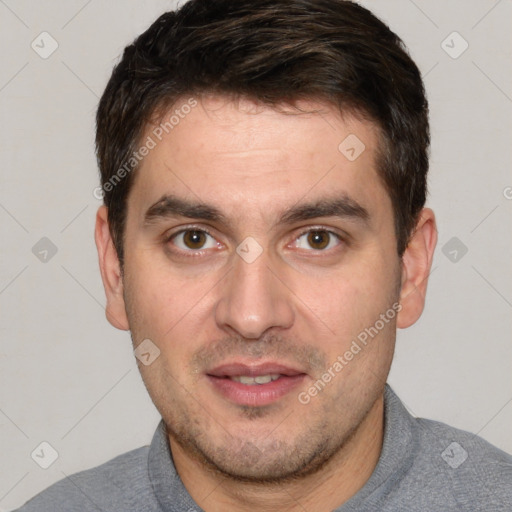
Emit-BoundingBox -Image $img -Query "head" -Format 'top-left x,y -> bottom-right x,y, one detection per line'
95,0 -> 436,483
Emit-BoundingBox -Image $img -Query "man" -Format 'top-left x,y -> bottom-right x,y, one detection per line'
15,0 -> 511,511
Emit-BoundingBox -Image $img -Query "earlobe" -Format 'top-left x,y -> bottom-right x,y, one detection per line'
94,206 -> 130,331
396,208 -> 437,329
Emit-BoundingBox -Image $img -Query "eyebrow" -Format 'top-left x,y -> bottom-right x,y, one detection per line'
144,195 -> 227,225
144,194 -> 370,228
278,197 -> 370,226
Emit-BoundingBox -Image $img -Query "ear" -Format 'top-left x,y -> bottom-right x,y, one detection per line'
397,208 -> 437,329
94,205 -> 130,330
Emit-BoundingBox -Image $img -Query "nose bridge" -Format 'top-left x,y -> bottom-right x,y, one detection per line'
215,246 -> 294,339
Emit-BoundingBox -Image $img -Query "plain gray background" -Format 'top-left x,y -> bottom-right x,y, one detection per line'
1,0 -> 511,510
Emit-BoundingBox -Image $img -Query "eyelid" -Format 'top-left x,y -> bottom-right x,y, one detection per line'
164,224 -> 216,241
293,225 -> 346,241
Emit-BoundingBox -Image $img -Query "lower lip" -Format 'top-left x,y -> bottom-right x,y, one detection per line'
207,374 -> 306,406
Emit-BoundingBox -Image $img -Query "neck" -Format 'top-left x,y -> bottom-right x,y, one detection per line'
170,394 -> 384,512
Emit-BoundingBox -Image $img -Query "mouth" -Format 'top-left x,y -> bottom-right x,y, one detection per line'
206,362 -> 307,406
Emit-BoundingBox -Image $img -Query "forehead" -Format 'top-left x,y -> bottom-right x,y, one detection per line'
129,96 -> 389,226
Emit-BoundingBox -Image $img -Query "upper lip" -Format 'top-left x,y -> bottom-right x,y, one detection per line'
207,362 -> 306,378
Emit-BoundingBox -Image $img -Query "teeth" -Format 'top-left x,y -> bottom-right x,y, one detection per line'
230,374 -> 281,385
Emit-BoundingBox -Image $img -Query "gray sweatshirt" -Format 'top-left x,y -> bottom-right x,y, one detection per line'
14,385 -> 512,511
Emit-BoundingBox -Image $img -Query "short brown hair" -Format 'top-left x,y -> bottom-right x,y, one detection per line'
96,0 -> 429,266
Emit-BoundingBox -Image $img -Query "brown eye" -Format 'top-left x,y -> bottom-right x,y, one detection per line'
172,229 -> 217,251
183,230 -> 207,249
307,230 -> 330,250
294,229 -> 341,251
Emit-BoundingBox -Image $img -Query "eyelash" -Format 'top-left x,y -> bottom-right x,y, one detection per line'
164,225 -> 345,257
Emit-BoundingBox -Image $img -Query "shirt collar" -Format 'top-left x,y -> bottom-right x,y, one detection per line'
335,384 -> 420,510
148,420 -> 200,512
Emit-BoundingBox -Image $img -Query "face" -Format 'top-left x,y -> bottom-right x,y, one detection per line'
101,96 -> 410,481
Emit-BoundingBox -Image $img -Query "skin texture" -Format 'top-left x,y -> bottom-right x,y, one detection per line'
95,96 -> 437,512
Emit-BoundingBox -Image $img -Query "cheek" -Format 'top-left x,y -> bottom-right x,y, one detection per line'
292,259 -> 394,336
124,252 -> 217,356
123,254 -> 178,340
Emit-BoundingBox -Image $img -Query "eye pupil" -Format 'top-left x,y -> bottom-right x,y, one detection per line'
184,230 -> 206,249
307,230 -> 329,249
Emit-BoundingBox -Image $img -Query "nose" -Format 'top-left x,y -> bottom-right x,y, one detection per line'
215,246 -> 295,339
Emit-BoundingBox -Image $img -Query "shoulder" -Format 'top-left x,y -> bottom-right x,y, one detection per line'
409,416 -> 512,509
14,445 -> 155,512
